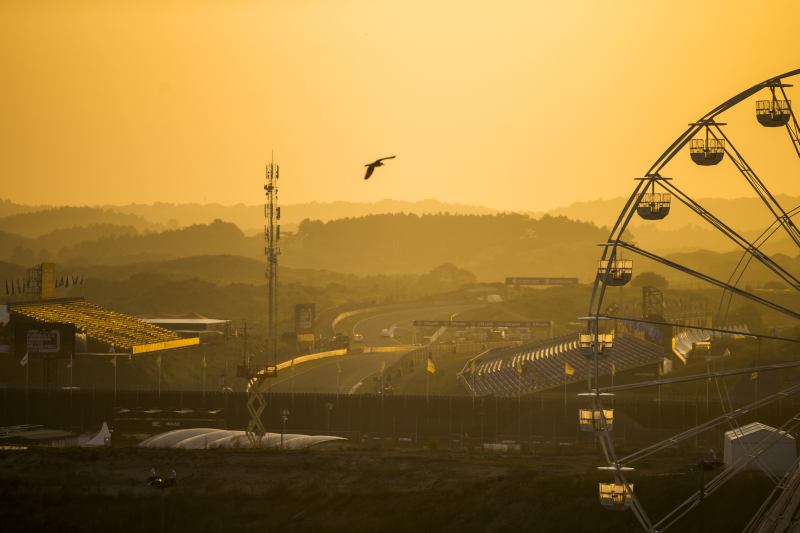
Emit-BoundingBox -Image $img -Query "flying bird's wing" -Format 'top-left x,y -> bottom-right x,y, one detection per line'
378,156 -> 396,162
364,165 -> 376,180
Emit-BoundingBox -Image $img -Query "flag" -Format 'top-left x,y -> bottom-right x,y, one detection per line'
20,352 -> 29,367
66,357 -> 73,369
723,348 -> 731,357
201,354 -> 207,369
380,360 -> 386,374
110,355 -> 117,367
564,362 -> 575,376
156,353 -> 162,368
514,359 -> 524,375
751,371 -> 759,381
336,360 -> 342,374
611,363 -> 616,377
426,355 -> 437,374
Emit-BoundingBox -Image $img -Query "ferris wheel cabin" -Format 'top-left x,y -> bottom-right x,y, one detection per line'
579,408 -> 614,432
756,99 -> 792,127
597,259 -> 632,286
636,192 -> 671,220
578,332 -> 614,356
689,138 -> 725,166
598,482 -> 634,510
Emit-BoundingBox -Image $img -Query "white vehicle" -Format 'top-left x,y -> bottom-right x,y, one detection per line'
380,328 -> 391,338
353,333 -> 364,342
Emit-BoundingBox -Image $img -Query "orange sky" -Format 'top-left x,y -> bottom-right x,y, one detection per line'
2,1 -> 800,211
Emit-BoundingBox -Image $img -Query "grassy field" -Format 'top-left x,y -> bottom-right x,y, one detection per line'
0,445 -> 772,533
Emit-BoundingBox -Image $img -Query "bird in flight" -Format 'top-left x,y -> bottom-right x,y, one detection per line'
364,156 -> 396,180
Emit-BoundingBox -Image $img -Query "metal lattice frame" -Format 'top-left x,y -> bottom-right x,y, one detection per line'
246,160 -> 281,447
586,68 -> 800,532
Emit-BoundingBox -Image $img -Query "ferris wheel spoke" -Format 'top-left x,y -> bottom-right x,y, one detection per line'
742,454 -> 800,532
659,180 -> 800,291
614,240 -> 800,320
712,125 -> 800,249
599,361 -> 800,394
716,204 -> 800,325
596,315 -> 800,345
618,382 -> 800,467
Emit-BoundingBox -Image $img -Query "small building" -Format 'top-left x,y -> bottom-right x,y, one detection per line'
139,316 -> 231,340
724,422 -> 797,476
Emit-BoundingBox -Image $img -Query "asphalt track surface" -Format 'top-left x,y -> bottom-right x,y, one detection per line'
267,303 -> 477,394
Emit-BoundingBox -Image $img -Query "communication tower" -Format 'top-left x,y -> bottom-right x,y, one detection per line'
246,159 -> 281,446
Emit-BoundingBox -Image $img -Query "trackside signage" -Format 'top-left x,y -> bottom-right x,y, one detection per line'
505,277 -> 579,286
412,320 -> 551,328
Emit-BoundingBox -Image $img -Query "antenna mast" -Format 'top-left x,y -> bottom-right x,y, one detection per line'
246,158 -> 281,446
265,156 -> 281,369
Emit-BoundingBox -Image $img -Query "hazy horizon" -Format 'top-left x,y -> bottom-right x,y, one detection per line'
4,1 -> 800,211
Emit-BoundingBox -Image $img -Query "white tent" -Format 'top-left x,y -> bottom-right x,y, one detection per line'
724,422 -> 797,476
139,428 -> 346,450
80,421 -> 111,447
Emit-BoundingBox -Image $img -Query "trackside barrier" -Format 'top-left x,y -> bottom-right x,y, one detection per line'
276,345 -> 417,372
277,349 -> 347,371
365,345 -> 417,354
330,303 -> 421,332
331,306 -> 385,331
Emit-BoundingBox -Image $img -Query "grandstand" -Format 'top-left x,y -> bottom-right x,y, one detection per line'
672,323 -> 751,362
8,298 -> 198,355
460,334 -> 666,397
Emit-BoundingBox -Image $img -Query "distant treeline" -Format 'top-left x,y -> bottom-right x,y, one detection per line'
2,205 -> 799,288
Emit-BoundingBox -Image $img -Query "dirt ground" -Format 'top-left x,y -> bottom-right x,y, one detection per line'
0,444 -> 770,533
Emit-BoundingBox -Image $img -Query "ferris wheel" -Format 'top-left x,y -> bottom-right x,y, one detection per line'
584,68 -> 800,532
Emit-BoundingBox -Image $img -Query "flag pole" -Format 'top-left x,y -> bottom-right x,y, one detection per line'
157,354 -> 161,400
336,361 -> 341,401
472,369 -> 476,408
25,354 -> 29,422
517,369 -> 521,443
113,357 -> 117,401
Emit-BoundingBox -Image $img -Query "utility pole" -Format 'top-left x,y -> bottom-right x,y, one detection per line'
246,158 -> 281,447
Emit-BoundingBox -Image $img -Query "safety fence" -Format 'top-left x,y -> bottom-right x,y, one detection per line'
2,386 -> 795,446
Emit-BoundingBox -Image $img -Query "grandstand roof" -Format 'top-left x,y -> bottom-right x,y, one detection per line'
9,298 -> 198,354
